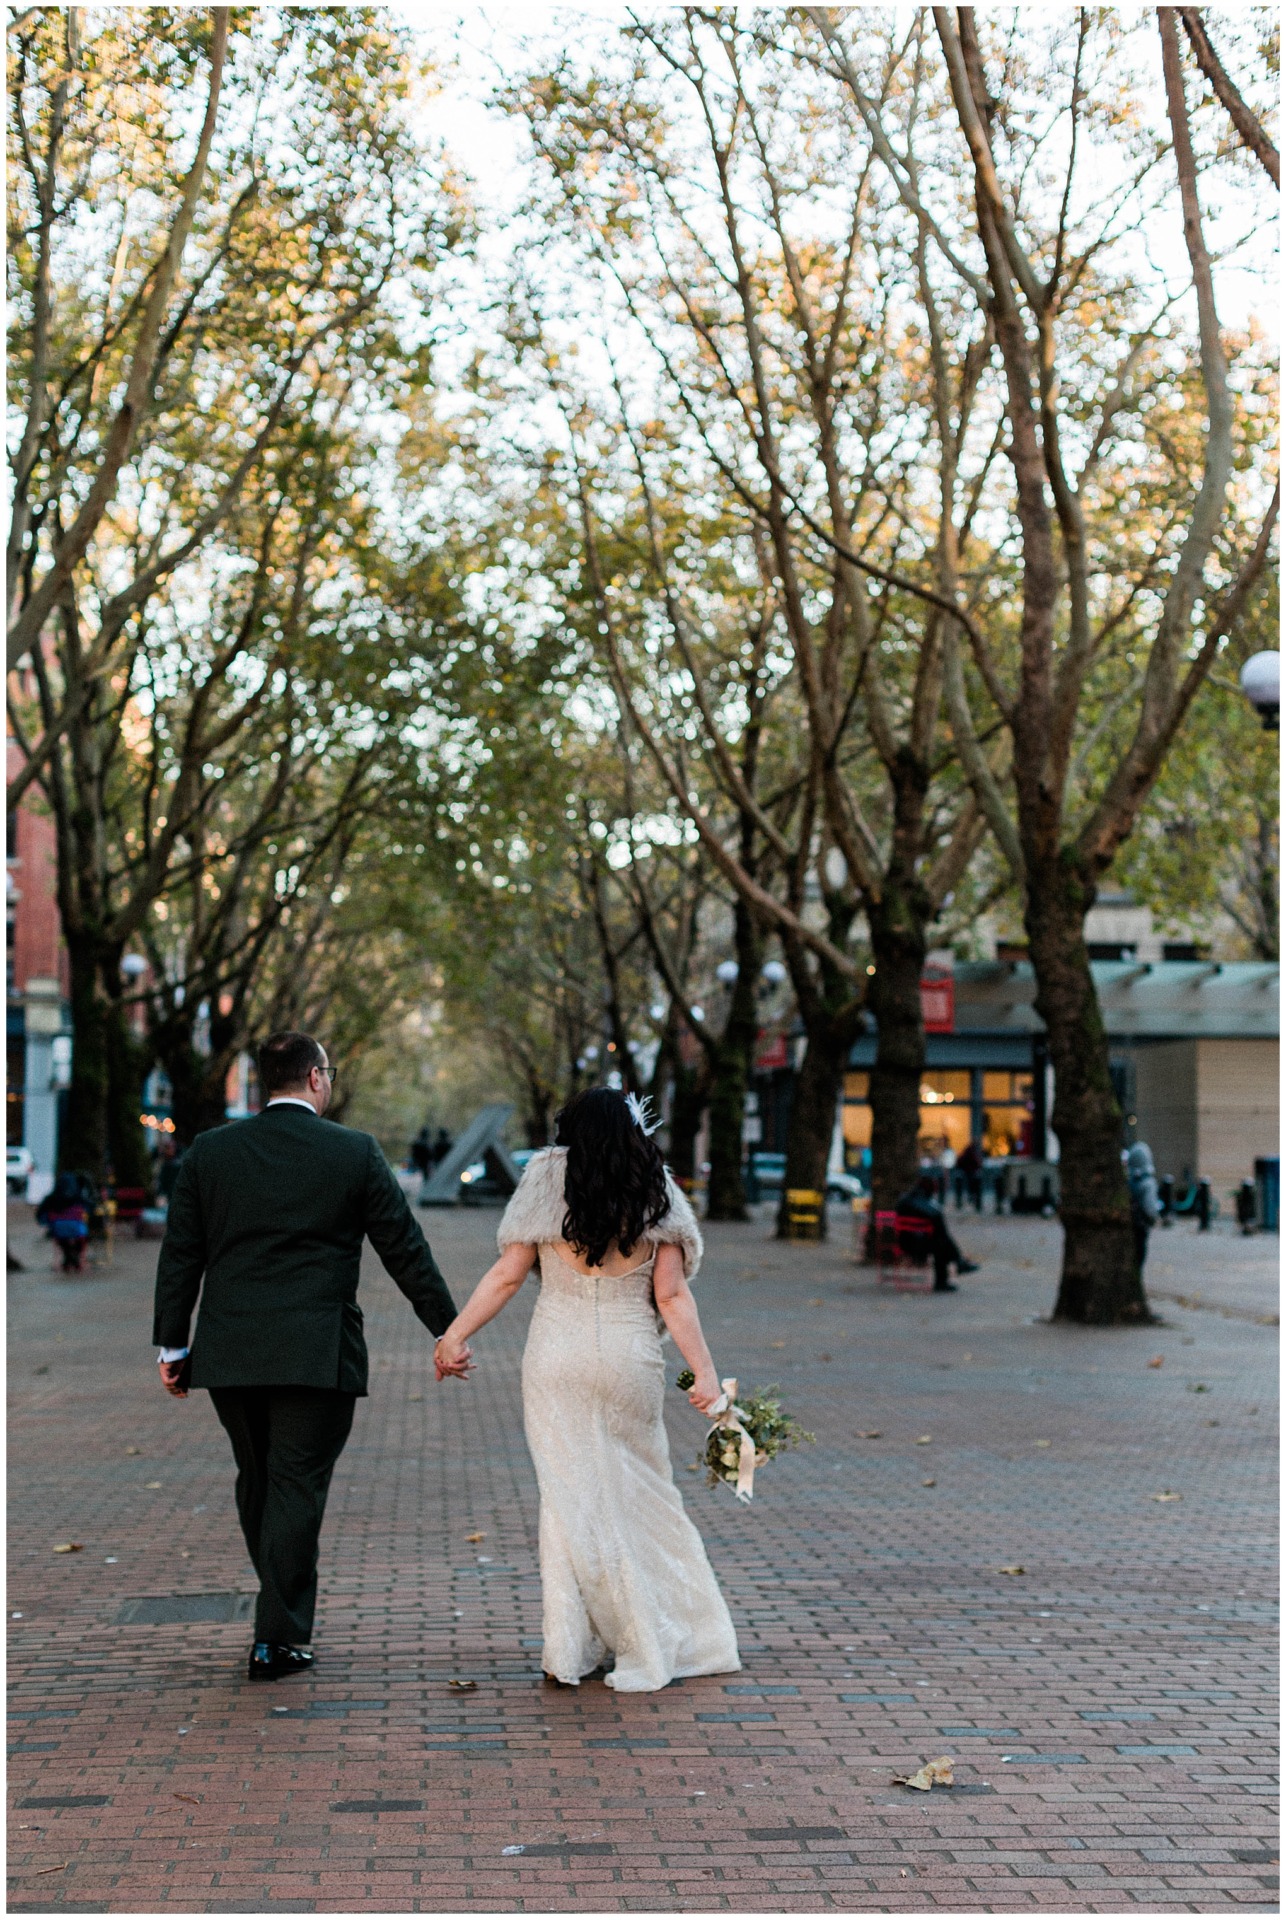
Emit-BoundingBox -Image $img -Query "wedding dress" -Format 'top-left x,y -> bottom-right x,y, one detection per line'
497,1148 -> 741,1691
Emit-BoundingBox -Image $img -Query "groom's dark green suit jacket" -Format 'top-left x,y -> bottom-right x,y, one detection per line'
152,1104 -> 457,1394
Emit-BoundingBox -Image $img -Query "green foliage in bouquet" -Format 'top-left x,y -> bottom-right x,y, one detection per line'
675,1371 -> 815,1493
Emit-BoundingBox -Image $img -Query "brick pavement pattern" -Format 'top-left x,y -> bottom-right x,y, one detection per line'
7,1197 -> 1278,1913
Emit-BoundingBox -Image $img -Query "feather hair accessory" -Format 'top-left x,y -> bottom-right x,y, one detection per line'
624,1089 -> 661,1136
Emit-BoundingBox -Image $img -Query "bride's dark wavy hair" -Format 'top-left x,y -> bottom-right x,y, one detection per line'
556,1087 -> 669,1267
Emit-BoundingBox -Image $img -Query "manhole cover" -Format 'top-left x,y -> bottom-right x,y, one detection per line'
116,1593 -> 254,1625
19,1795 -> 109,1809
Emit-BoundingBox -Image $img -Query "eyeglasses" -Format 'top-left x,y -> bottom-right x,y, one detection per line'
319,1066 -> 338,1082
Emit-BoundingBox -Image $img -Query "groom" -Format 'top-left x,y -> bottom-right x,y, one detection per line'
153,1031 -> 466,1681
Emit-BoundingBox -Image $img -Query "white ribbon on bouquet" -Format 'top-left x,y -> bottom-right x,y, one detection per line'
706,1377 -> 766,1504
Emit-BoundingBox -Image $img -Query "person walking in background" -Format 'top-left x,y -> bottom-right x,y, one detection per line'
1126,1141 -> 1161,1275
956,1139 -> 984,1211
430,1127 -> 453,1166
895,1172 -> 981,1292
434,1087 -> 740,1693
153,1031 -> 463,1683
410,1125 -> 432,1178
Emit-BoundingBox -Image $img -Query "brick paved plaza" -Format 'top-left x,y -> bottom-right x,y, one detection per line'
7,1197 -> 1278,1914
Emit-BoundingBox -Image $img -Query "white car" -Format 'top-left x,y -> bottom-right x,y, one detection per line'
6,1144 -> 34,1193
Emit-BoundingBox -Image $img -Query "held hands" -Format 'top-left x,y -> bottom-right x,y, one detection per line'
434,1327 -> 473,1382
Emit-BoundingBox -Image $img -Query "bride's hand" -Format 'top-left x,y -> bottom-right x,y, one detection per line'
434,1330 -> 473,1381
687,1366 -> 722,1415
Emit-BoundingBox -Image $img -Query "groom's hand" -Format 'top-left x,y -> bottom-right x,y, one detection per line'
434,1335 -> 473,1381
159,1360 -> 189,1398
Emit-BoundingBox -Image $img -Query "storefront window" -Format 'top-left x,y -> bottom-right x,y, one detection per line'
920,1070 -> 971,1105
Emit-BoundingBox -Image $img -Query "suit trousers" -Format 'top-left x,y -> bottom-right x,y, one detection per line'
209,1386 -> 356,1645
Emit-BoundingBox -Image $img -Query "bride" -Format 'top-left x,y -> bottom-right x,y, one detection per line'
433,1087 -> 741,1692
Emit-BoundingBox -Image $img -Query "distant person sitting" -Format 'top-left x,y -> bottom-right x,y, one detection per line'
896,1173 -> 980,1293
37,1172 -> 92,1273
430,1127 -> 453,1167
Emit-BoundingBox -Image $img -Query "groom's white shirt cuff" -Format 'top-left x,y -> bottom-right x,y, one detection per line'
158,1099 -> 313,1362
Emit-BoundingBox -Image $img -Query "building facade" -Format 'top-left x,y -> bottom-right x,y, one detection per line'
7,739 -> 72,1190
831,960 -> 1279,1211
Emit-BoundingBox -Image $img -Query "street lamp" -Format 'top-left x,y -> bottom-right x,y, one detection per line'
760,959 -> 788,987
1239,651 -> 1280,730
715,960 -> 739,985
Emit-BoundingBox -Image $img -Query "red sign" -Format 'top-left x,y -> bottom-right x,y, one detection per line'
754,1030 -> 789,1071
920,969 -> 955,1034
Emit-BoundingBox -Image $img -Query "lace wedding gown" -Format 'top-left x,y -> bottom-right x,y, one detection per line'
499,1151 -> 741,1692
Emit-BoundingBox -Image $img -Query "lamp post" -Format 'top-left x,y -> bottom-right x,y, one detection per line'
1239,651 -> 1280,730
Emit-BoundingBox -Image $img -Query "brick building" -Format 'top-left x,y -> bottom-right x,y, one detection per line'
7,738 -> 72,1191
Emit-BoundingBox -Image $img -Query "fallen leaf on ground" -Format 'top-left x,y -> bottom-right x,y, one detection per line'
465,1532 -> 485,1543
145,1482 -> 163,1489
1187,1383 -> 1210,1393
808,1298 -> 823,1307
35,1864 -> 67,1875
893,1756 -> 955,1791
1151,1490 -> 1182,1502
858,1430 -> 883,1439
1204,1419 -> 1219,1428
770,1340 -> 785,1349
819,1352 -> 833,1362
173,1793 -> 201,1805
915,1435 -> 932,1445
998,1565 -> 1026,1576
1034,1439 -> 1051,1448
124,1446 -> 141,1455
52,1543 -> 83,1554
1147,1356 -> 1164,1369
921,1478 -> 936,1488
447,1678 -> 478,1692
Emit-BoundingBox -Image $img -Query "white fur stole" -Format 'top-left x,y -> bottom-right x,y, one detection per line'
497,1145 -> 702,1279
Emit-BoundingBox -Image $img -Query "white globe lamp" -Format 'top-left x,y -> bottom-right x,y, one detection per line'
1240,651 -> 1279,730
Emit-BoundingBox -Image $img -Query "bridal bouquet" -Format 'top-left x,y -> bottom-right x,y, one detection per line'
677,1371 -> 814,1502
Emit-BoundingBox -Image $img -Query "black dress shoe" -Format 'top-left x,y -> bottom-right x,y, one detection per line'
956,1259 -> 980,1274
247,1641 -> 314,1682
933,1279 -> 959,1292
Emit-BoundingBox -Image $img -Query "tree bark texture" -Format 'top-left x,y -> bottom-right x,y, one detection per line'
665,1052 -> 710,1190
705,901 -> 763,1221
1027,862 -> 1153,1324
865,885 -> 929,1223
60,937 -> 111,1178
775,1022 -> 848,1240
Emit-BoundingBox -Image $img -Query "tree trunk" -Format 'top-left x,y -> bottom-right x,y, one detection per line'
775,1022 -> 847,1239
705,903 -> 763,1221
1027,861 -> 1153,1324
522,1069 -> 555,1148
103,998 -> 152,1190
60,934 -> 111,1178
865,886 -> 928,1229
666,1052 -> 709,1190
163,1041 -> 235,1146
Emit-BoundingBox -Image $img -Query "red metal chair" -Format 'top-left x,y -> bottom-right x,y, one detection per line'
873,1210 -> 935,1291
